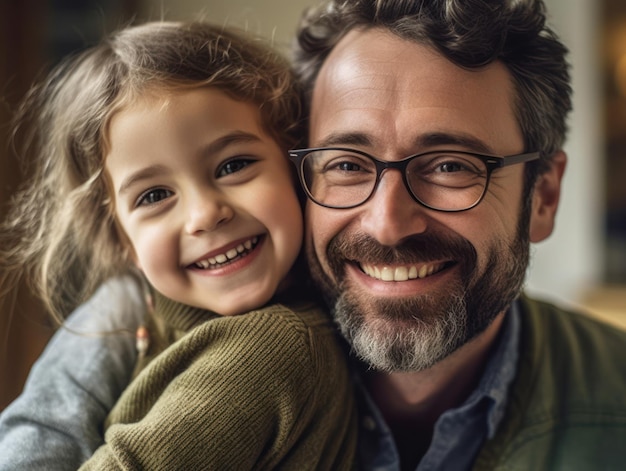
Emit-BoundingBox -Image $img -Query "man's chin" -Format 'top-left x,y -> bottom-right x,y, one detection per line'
333,290 -> 469,372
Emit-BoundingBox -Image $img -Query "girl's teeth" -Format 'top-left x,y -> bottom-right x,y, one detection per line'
215,254 -> 227,263
194,237 -> 259,269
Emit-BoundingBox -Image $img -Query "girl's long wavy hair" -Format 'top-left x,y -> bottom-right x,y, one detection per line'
1,21 -> 304,323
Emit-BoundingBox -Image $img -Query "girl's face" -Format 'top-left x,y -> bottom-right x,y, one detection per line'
105,88 -> 303,316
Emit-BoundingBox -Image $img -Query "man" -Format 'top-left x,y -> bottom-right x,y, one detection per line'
2,1 -> 625,469
287,0 -> 626,469
286,1 -> 626,469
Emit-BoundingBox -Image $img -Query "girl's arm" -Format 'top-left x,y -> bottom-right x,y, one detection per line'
0,277 -> 144,470
79,304 -> 357,470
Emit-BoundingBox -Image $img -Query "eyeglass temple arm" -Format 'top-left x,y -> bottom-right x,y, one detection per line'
498,151 -> 540,167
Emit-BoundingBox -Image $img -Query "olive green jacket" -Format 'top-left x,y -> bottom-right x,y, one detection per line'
475,294 -> 626,470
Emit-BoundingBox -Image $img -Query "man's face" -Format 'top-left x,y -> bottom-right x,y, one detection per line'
305,28 -> 534,372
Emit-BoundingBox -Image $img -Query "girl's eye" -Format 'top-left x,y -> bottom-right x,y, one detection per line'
136,188 -> 173,207
216,158 -> 255,177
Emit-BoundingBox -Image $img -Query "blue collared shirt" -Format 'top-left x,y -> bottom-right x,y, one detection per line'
356,302 -> 521,471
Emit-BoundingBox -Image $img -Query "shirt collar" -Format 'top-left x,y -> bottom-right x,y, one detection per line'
352,300 -> 522,470
469,300 -> 521,438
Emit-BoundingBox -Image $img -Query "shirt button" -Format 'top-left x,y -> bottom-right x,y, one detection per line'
362,416 -> 377,431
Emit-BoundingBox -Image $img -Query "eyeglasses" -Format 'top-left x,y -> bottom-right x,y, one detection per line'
288,147 -> 540,212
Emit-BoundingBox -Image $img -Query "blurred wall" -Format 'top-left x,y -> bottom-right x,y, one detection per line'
0,0 -> 139,410
526,0 -> 604,307
136,0 -> 316,53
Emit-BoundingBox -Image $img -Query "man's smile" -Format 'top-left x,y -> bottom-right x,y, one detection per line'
359,261 -> 448,281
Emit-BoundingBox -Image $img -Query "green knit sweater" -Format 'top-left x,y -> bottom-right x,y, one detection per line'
79,291 -> 358,470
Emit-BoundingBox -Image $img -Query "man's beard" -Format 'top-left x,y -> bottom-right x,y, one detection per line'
307,208 -> 530,372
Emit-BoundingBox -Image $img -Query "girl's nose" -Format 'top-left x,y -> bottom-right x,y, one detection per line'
184,192 -> 234,235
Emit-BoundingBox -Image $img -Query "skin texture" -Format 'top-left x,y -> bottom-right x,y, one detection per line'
304,28 -> 566,465
106,88 -> 303,316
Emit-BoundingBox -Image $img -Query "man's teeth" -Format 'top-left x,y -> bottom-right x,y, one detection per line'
194,237 -> 258,269
360,262 -> 444,281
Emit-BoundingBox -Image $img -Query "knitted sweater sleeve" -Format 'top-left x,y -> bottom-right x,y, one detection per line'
79,304 -> 357,470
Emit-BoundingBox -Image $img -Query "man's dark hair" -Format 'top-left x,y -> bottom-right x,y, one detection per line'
293,0 -> 572,176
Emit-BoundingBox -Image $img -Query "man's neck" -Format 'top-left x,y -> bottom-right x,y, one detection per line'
364,312 -> 506,468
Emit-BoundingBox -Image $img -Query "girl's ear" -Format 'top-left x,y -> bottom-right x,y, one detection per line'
529,151 -> 567,243
129,247 -> 142,270
112,216 -> 142,270
122,237 -> 141,270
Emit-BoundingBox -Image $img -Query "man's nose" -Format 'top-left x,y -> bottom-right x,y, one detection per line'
184,190 -> 234,235
359,169 -> 429,246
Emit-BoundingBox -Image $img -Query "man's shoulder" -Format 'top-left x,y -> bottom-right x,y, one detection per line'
518,293 -> 626,397
519,293 -> 626,366
474,294 -> 626,470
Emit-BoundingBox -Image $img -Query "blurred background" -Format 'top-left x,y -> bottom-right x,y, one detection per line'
1,0 -> 625,409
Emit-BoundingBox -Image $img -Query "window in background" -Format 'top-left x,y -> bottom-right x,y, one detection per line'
604,0 -> 626,283
0,0 -> 138,411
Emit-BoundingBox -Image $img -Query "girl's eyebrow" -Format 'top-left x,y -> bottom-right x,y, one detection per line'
201,131 -> 263,156
118,165 -> 169,197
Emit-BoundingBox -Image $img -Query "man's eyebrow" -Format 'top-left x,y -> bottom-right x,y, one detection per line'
416,132 -> 494,154
314,131 -> 494,154
314,132 -> 373,148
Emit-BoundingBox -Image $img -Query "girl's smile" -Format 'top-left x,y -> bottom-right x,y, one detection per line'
187,235 -> 261,270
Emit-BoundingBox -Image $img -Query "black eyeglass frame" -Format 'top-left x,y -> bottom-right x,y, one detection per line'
288,147 -> 540,212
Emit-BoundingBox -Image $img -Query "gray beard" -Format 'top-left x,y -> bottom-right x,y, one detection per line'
334,289 -> 468,371
308,209 -> 530,372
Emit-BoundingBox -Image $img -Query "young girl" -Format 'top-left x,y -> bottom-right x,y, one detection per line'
1,21 -> 357,469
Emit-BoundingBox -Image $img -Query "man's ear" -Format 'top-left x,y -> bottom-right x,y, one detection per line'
529,151 -> 567,243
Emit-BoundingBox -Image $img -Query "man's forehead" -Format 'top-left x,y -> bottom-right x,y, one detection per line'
312,27 -> 510,105
308,27 -> 521,155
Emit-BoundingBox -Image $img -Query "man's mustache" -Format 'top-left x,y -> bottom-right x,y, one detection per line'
326,231 -> 478,274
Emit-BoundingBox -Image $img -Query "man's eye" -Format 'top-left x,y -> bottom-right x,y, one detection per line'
334,161 -> 362,172
322,156 -> 371,174
136,188 -> 173,207
217,158 -> 255,177
438,162 -> 465,173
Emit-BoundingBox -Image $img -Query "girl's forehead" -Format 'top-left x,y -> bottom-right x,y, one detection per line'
105,87 -> 277,162
115,84 -> 253,114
